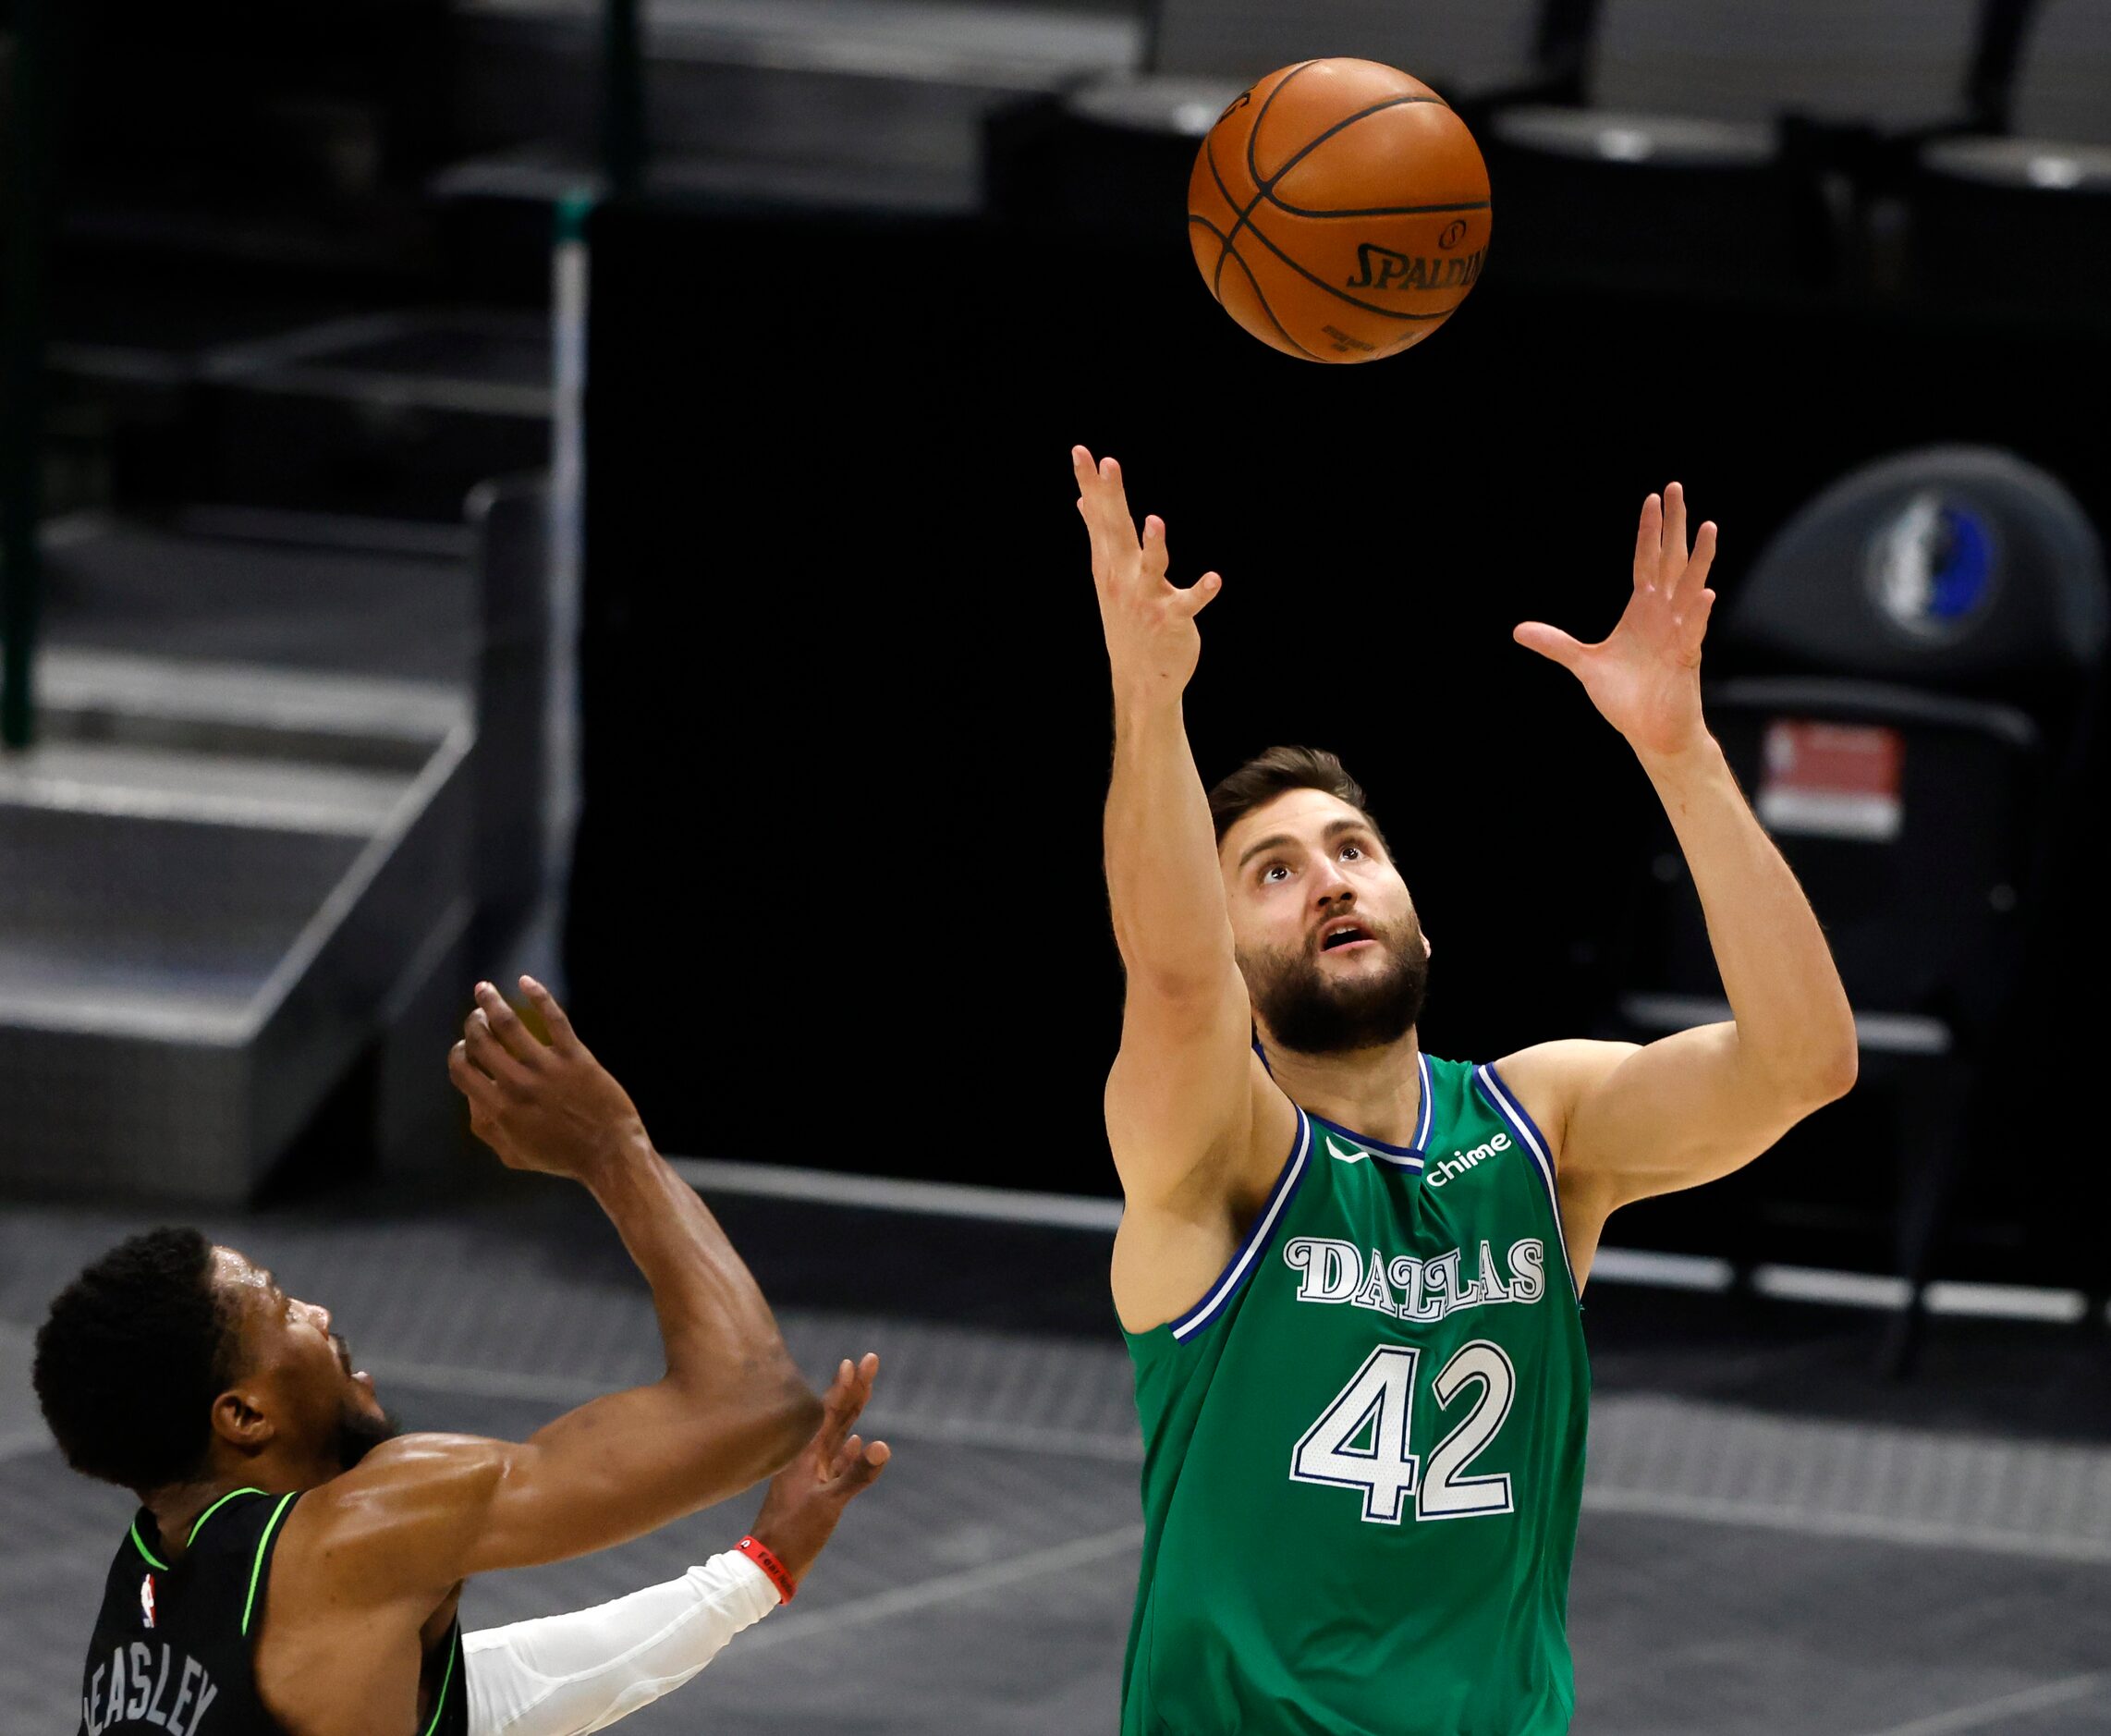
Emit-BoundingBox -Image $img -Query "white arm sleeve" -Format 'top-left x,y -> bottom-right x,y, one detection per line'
463,1551 -> 781,1736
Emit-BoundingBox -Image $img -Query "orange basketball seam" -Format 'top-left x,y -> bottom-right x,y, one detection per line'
1216,62 -> 1322,294
1202,136 -> 1243,302
1265,196 -> 1490,221
1224,75 -> 1458,323
1213,238 -> 1323,361
1245,93 -> 1450,202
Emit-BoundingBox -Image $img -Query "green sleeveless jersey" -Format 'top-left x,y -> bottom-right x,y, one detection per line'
1122,1053 -> 1589,1736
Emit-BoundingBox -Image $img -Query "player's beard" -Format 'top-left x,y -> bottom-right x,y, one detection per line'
334,1400 -> 400,1472
1241,916 -> 1430,1056
327,1333 -> 399,1471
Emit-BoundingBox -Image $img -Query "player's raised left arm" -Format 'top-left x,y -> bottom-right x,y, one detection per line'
1509,483 -> 1859,1222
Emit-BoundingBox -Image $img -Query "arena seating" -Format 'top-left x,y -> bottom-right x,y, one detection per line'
1906,0 -> 2111,318
991,0 -> 1568,243
1486,0 -> 1992,294
1602,447 -> 2106,1368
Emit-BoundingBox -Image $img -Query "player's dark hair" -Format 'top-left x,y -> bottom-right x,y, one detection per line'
1207,745 -> 1391,855
32,1228 -> 244,1493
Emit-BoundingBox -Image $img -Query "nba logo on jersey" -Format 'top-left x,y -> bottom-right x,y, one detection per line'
140,1574 -> 156,1630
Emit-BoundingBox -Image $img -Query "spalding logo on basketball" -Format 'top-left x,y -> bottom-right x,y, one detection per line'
1188,58 -> 1492,364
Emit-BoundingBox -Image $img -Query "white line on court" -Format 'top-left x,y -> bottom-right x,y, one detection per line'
669,1156 -> 1126,1231
1922,1280 -> 2092,1325
1580,1488 -> 2111,1567
1856,1670 -> 2111,1736
1587,1247 -> 1733,1290
359,1356 -> 1146,1463
670,1156 -> 2096,1324
363,1357 -> 2111,1564
736,1524 -> 1146,1653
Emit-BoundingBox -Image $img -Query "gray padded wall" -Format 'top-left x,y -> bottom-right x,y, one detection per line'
2010,0 -> 2111,143
1151,0 -> 1544,96
1588,0 -> 1985,126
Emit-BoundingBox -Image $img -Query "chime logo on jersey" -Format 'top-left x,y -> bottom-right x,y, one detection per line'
1284,1235 -> 1546,1322
140,1574 -> 155,1630
1428,1131 -> 1511,1189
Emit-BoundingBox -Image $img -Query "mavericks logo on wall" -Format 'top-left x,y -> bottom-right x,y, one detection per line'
1864,491 -> 1999,644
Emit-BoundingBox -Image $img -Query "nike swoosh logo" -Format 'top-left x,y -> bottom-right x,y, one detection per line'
1324,1137 -> 1368,1164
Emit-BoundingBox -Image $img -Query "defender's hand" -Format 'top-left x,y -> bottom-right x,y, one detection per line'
749,1353 -> 890,1588
1074,446 -> 1222,703
448,977 -> 647,1181
1514,482 -> 1719,762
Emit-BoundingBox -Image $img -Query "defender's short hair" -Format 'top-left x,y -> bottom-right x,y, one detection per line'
32,1228 -> 243,1493
1206,745 -> 1389,854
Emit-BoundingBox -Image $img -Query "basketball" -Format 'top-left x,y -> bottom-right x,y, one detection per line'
1187,59 -> 1492,363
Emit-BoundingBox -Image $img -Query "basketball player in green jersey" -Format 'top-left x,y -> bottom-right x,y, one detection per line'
37,978 -> 889,1736
1074,447 -> 1860,1735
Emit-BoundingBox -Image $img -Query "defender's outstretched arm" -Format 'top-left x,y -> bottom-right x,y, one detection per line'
1509,484 -> 1859,1231
297,980 -> 824,1603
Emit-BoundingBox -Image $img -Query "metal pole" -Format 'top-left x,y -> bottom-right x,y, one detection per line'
600,0 -> 645,199
1,0 -> 55,749
546,189 -> 592,916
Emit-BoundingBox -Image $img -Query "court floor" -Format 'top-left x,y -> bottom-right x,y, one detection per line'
4,1186 -> 2107,1734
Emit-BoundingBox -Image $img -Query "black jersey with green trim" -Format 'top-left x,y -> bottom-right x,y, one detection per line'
78,1488 -> 469,1736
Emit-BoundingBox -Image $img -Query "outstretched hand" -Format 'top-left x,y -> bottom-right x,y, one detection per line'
749,1353 -> 890,1588
447,977 -> 648,1182
1514,482 -> 1719,761
1074,446 -> 1222,703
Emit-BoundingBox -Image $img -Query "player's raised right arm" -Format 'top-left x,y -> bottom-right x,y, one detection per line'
405,981 -> 823,1578
1077,446 -> 1255,1212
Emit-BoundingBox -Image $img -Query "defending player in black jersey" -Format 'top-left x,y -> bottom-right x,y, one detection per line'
37,978 -> 888,1736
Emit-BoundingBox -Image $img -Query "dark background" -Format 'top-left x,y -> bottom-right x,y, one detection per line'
569,201 -> 2110,1275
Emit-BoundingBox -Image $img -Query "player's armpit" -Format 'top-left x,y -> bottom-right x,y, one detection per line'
1108,1036 -> 1300,1334
1105,971 -> 1266,1216
274,1432 -> 513,1609
1509,1025 -> 1849,1215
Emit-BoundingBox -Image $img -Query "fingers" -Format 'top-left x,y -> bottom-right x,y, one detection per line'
1513,620 -> 1586,670
1682,585 -> 1718,655
1633,492 -> 1661,591
1143,518 -> 1219,617
813,1351 -> 879,1457
829,1433 -> 890,1496
1140,515 -> 1168,585
461,1005 -> 531,1089
518,975 -> 579,1053
447,1041 -> 500,1111
1097,454 -> 1134,527
1678,520 -> 1719,605
823,1356 -> 863,1424
1661,482 -> 1689,581
1177,570 -> 1223,618
1073,446 -> 1112,570
1071,446 -> 1128,532
1071,446 -> 1143,576
474,981 -> 543,1068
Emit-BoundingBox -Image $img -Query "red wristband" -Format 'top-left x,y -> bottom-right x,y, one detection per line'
737,1534 -> 797,1603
